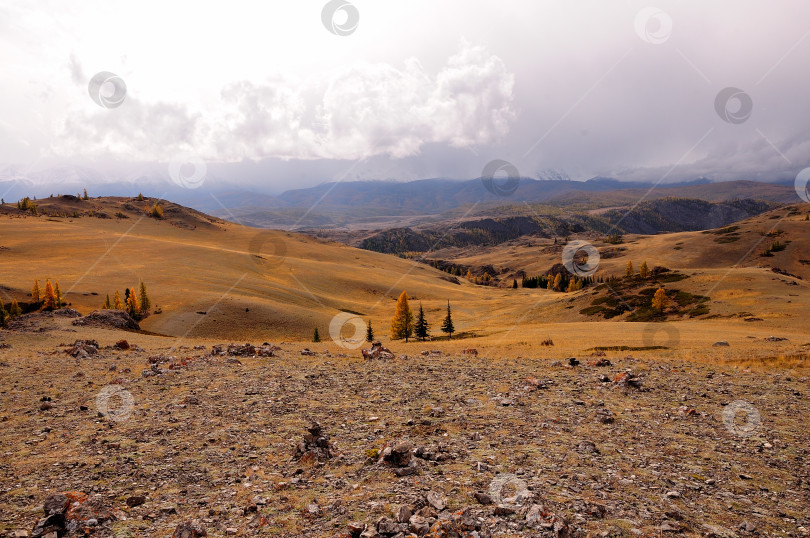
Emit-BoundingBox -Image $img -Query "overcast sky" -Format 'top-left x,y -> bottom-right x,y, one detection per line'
1,1 -> 809,193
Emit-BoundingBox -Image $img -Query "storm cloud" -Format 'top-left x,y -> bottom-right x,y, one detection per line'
1,1 -> 809,193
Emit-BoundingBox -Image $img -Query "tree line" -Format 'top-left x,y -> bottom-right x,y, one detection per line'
390,291 -> 454,342
102,282 -> 152,320
312,291 -> 456,343
0,279 -> 153,328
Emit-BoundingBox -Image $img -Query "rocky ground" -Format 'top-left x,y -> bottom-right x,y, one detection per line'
0,317 -> 809,537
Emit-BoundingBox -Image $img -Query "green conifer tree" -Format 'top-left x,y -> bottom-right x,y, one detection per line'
414,303 -> 430,341
440,300 -> 455,339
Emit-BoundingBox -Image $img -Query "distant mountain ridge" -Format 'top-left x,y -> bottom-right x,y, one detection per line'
199,178 -> 798,229
355,197 -> 776,254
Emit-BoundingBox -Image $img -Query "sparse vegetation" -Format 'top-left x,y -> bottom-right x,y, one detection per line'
390,291 -> 414,341
139,282 -> 151,314
639,260 -> 649,279
16,197 -> 37,215
414,302 -> 430,341
366,320 -> 374,342
42,280 -> 57,310
651,287 -> 669,312
31,279 -> 41,302
440,300 -> 455,339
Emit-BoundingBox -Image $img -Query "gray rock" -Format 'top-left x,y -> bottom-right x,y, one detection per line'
426,491 -> 446,511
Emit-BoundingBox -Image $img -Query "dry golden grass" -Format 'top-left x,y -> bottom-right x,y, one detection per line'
2,202 -> 810,360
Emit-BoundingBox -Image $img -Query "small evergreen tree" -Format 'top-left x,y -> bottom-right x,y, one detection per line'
366,320 -> 374,342
139,282 -> 151,313
104,294 -> 112,309
313,327 -> 321,342
625,260 -> 634,277
31,279 -> 41,302
113,290 -> 123,309
43,280 -> 57,310
390,291 -> 414,341
151,203 -> 163,219
512,279 -> 518,289
440,300 -> 455,339
639,261 -> 649,279
0,302 -> 7,328
652,287 -> 669,312
414,303 -> 430,341
82,188 -> 89,200
9,299 -> 21,317
137,193 -> 145,201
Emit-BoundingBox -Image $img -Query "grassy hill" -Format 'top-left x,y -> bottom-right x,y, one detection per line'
1,196 -> 808,347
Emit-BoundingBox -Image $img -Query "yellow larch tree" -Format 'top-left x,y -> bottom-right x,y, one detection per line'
390,291 -> 414,341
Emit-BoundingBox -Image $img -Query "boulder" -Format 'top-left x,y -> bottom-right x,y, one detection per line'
382,440 -> 413,467
172,520 -> 208,538
67,339 -> 99,358
72,309 -> 140,330
362,342 -> 394,360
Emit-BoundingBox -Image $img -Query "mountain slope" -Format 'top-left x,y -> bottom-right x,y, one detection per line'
203,179 -> 799,228
0,198 -> 487,340
356,198 -> 775,254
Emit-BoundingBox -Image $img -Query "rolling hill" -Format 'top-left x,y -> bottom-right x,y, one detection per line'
1,195 -> 808,345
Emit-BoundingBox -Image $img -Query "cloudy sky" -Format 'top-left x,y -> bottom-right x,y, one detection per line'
1,1 -> 809,194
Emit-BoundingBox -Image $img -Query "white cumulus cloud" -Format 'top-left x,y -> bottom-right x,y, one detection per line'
53,43 -> 515,163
